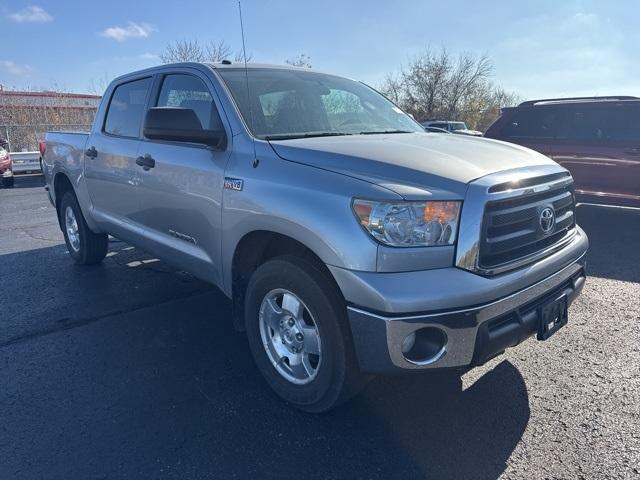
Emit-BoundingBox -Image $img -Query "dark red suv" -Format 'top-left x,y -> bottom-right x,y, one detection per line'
485,96 -> 640,208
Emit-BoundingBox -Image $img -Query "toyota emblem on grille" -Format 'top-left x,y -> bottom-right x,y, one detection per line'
539,207 -> 555,233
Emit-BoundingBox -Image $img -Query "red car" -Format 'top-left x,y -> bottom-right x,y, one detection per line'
485,96 -> 640,208
0,143 -> 13,188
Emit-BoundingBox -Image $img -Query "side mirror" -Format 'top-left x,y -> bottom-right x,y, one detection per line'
143,107 -> 226,148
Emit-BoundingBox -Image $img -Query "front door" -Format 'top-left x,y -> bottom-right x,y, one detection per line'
493,106 -> 561,155
134,71 -> 231,285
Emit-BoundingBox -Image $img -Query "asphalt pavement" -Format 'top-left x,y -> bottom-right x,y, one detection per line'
1,174 -> 638,479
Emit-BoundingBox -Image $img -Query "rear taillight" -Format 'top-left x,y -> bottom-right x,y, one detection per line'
39,141 -> 47,157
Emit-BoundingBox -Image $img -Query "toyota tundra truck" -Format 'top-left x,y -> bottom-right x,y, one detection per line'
42,63 -> 588,412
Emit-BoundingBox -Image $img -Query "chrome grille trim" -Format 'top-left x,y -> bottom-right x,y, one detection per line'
456,165 -> 577,276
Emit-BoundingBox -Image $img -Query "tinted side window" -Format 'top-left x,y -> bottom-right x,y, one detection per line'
555,106 -> 613,142
605,104 -> 640,141
104,77 -> 152,137
502,108 -> 561,138
156,74 -> 222,130
554,104 -> 640,142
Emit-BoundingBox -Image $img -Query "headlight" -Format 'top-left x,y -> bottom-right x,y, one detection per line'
353,199 -> 461,247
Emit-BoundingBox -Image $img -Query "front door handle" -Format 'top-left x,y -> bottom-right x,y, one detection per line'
136,154 -> 155,170
85,146 -> 98,159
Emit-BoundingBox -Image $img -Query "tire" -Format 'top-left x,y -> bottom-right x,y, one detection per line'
245,255 -> 368,412
59,190 -> 108,265
1,176 -> 14,188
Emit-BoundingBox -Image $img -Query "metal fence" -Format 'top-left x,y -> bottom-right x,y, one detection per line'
1,123 -> 92,152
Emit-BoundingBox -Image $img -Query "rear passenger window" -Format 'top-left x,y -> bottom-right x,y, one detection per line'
554,105 -> 637,143
557,107 -> 611,141
604,105 -> 640,141
502,108 -> 561,139
156,74 -> 222,130
104,77 -> 152,138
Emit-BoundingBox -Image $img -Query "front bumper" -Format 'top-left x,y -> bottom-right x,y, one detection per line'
335,228 -> 588,373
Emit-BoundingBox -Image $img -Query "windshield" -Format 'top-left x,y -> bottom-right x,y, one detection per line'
450,122 -> 467,131
217,68 -> 423,139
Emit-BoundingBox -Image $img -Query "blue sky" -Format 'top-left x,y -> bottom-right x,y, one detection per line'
2,0 -> 639,99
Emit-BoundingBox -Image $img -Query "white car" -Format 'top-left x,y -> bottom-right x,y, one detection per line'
421,121 -> 483,136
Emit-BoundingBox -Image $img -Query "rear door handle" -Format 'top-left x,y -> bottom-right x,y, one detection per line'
136,154 -> 155,170
85,146 -> 98,159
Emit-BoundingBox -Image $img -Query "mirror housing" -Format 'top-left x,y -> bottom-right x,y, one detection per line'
143,107 -> 226,148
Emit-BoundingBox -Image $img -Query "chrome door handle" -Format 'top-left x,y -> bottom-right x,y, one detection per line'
136,154 -> 155,170
85,146 -> 98,159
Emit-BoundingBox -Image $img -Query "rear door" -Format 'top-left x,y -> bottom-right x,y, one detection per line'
490,106 -> 561,155
549,103 -> 640,206
85,76 -> 152,239
134,69 -> 232,285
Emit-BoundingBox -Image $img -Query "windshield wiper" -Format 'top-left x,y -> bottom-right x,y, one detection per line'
359,130 -> 414,135
264,132 -> 353,140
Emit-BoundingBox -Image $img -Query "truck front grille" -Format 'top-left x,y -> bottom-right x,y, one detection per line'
479,179 -> 576,270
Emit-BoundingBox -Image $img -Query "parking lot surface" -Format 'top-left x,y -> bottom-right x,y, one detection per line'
1,174 -> 639,479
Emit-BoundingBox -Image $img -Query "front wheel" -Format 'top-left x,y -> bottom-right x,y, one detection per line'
245,255 -> 368,412
59,191 -> 108,265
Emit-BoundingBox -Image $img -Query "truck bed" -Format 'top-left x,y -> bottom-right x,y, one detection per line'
43,131 -> 90,195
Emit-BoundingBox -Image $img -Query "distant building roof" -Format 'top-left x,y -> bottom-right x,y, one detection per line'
0,87 -> 101,109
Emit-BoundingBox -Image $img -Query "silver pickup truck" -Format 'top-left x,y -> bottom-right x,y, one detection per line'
42,63 -> 588,412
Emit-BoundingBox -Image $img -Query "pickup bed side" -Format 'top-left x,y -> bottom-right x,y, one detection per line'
42,132 -> 102,231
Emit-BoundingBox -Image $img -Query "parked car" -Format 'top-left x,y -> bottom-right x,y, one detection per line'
422,120 -> 483,136
0,145 -> 14,188
9,151 -> 42,174
42,63 -> 588,412
485,96 -> 640,208
423,126 -> 451,134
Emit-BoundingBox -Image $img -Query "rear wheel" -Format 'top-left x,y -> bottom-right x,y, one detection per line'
245,255 -> 368,412
59,191 -> 108,265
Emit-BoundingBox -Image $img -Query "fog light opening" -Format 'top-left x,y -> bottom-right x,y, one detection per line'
402,327 -> 447,365
401,331 -> 416,354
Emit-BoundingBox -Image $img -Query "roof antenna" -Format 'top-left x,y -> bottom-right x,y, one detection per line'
238,1 -> 257,165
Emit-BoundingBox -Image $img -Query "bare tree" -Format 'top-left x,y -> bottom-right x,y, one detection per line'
443,53 -> 493,118
380,73 -> 403,105
401,48 -> 451,120
285,54 -> 312,68
160,40 -> 207,63
88,72 -> 111,96
380,47 -> 519,130
160,39 -> 251,64
206,40 -> 232,62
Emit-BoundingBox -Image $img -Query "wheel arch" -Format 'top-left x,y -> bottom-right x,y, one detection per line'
52,170 -> 101,233
229,230 -> 345,331
53,172 -> 75,230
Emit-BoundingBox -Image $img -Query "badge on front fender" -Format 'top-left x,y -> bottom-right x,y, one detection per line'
224,177 -> 244,191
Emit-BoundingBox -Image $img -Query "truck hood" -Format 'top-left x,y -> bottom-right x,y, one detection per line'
269,132 -> 559,199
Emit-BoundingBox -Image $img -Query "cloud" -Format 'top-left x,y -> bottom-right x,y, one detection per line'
8,5 -> 53,23
0,60 -> 33,77
100,22 -> 155,42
